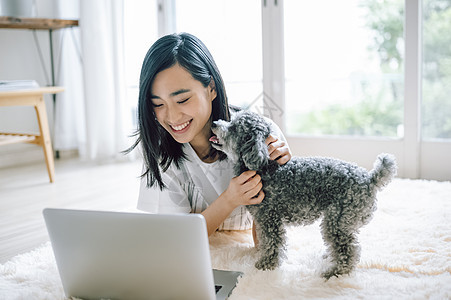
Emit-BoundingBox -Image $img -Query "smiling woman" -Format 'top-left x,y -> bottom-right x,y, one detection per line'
128,33 -> 231,187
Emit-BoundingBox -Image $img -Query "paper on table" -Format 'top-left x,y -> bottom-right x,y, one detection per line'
0,80 -> 39,90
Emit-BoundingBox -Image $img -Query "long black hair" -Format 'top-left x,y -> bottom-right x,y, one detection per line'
126,33 -> 231,190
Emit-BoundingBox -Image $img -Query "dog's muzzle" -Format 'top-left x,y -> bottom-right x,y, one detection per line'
209,135 -> 222,147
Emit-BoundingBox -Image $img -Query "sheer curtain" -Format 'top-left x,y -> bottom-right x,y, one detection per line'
55,0 -> 134,162
80,0 -> 133,162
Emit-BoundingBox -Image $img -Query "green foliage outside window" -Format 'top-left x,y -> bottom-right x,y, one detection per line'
422,0 -> 451,139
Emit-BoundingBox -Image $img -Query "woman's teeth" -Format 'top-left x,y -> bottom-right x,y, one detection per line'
171,120 -> 190,131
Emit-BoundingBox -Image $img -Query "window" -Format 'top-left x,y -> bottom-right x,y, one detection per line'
422,0 -> 451,140
175,0 -> 262,108
124,0 -> 158,127
284,0 -> 404,137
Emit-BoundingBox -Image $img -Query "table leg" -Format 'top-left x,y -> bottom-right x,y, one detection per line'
34,95 -> 55,183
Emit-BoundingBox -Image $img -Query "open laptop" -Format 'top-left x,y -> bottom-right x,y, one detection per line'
43,208 -> 242,300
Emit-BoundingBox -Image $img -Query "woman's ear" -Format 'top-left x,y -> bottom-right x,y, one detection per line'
208,79 -> 217,102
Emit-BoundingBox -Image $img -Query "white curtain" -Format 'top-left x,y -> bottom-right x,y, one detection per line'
80,0 -> 133,162
55,0 -> 86,156
55,0 -> 134,162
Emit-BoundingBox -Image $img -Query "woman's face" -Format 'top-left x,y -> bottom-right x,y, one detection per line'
150,63 -> 217,144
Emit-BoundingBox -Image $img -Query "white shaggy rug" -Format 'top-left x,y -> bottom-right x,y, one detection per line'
1,178 -> 450,299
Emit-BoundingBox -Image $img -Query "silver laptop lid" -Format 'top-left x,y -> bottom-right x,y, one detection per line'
43,208 -> 216,300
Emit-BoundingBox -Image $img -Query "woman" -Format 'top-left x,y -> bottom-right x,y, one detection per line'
128,33 -> 291,242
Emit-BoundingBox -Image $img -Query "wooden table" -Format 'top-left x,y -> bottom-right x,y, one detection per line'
0,17 -> 79,88
0,17 -> 79,159
0,17 -> 79,29
0,87 -> 64,183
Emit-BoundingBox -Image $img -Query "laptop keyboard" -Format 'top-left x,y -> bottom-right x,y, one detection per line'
215,285 -> 223,294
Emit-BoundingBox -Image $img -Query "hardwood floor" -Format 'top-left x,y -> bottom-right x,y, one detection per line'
0,157 -> 142,263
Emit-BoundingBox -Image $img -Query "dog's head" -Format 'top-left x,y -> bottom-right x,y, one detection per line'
210,110 -> 271,171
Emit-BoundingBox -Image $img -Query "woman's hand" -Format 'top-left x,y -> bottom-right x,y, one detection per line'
266,135 -> 292,165
202,170 -> 264,236
224,170 -> 264,208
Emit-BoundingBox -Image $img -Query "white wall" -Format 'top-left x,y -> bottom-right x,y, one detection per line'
0,0 -> 59,168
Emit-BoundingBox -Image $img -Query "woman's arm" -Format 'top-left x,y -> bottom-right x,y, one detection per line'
201,170 -> 264,236
252,220 -> 258,247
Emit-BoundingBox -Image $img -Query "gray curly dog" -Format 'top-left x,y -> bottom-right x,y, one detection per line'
210,110 -> 397,279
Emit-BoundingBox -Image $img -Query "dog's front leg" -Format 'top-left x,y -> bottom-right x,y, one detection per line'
254,217 -> 286,271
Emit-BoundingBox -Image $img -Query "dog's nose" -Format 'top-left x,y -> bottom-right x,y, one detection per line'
211,122 -> 217,129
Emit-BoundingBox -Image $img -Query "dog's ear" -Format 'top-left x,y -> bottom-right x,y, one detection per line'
241,132 -> 269,170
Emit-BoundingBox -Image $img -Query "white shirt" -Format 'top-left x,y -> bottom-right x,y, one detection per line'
137,116 -> 286,230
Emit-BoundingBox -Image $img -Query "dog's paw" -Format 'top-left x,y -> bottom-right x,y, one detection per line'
322,266 -> 352,280
322,268 -> 340,280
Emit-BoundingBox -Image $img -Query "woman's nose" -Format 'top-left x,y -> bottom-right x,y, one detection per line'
166,104 -> 182,123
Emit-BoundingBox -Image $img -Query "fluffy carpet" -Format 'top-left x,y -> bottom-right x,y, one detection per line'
1,178 -> 450,299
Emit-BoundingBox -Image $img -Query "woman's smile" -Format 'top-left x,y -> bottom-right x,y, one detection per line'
169,119 -> 192,133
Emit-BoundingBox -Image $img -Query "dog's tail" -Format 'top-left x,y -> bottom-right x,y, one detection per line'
369,153 -> 397,191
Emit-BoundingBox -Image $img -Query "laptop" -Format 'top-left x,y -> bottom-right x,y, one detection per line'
43,208 -> 243,300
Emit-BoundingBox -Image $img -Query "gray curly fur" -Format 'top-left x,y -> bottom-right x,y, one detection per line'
211,110 -> 397,279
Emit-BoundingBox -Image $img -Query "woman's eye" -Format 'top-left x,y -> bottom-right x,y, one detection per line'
178,98 -> 190,104
152,103 -> 163,108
